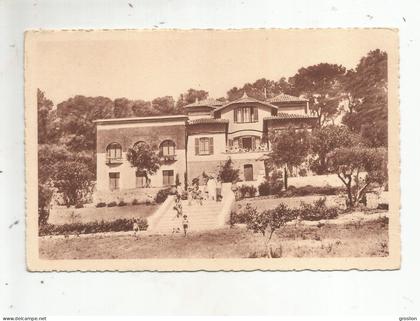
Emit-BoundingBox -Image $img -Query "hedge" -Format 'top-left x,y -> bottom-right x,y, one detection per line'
39,218 -> 148,236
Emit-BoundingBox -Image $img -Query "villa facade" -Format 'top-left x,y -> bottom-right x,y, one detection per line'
94,93 -> 317,198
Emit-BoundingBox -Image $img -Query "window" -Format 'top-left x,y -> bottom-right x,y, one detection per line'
195,137 -> 214,155
106,143 -> 122,159
159,140 -> 176,156
234,107 -> 258,123
162,170 -> 174,186
109,172 -> 120,190
136,170 -> 147,188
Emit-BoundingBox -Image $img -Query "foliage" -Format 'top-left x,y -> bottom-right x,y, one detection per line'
341,50 -> 388,147
75,203 -> 84,209
258,181 -> 271,196
107,201 -> 117,207
226,78 -> 292,101
96,202 -> 106,208
118,200 -> 127,207
298,197 -> 339,221
238,185 -> 257,199
38,183 -> 53,226
310,125 -> 361,174
268,127 -> 310,188
52,161 -> 94,207
288,63 -> 346,126
218,158 -> 240,183
37,89 -> 54,144
155,187 -> 174,203
280,185 -> 344,197
244,203 -> 297,257
132,199 -> 140,206
326,147 -> 387,208
258,171 -> 284,196
39,218 -> 148,236
126,142 -> 161,181
176,88 -> 209,110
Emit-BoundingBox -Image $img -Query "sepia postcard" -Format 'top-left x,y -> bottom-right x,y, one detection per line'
25,29 -> 400,271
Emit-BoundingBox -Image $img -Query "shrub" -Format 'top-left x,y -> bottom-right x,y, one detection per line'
377,203 -> 389,210
298,197 -> 338,221
39,218 -> 148,236
298,168 -> 308,177
238,185 -> 257,199
155,187 -> 174,203
218,158 -> 240,183
75,203 -> 84,209
281,185 -> 343,197
118,200 -> 127,207
132,199 -> 140,205
258,181 -> 271,196
96,202 -> 106,208
107,201 -> 117,207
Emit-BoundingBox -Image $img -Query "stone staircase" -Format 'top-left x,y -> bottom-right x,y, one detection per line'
150,184 -> 235,234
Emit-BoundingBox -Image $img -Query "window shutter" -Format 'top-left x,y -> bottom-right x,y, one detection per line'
228,139 -> 233,147
209,137 -> 214,154
238,138 -> 243,149
252,137 -> 256,150
254,107 -> 258,121
195,138 -> 199,155
234,109 -> 237,122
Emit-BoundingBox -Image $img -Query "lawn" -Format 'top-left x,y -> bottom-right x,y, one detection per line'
39,218 -> 388,259
48,204 -> 159,225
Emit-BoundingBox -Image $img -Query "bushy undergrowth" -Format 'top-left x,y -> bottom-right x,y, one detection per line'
155,187 -> 174,203
231,197 -> 338,226
39,218 -> 148,236
280,185 -> 344,197
237,185 -> 257,199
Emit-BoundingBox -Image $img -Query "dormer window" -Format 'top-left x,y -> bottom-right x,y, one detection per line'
234,106 -> 258,123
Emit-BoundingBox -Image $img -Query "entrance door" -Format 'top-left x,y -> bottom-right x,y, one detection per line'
244,164 -> 253,181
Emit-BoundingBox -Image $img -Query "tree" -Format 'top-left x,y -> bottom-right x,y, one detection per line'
326,147 -> 387,208
113,98 -> 134,118
176,88 -> 209,111
37,89 -> 54,144
268,127 -> 311,189
289,63 -> 346,126
152,96 -> 177,115
126,142 -> 161,184
218,157 -> 240,183
38,183 -> 53,226
244,203 -> 297,257
310,125 -> 360,174
341,50 -> 388,147
56,95 -> 114,151
52,161 -> 95,207
131,99 -> 155,117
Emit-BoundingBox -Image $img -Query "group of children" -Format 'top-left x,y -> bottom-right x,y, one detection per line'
133,176 -> 224,238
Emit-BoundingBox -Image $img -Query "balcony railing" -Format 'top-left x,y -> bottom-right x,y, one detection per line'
106,157 -> 124,165
225,145 -> 269,154
159,154 -> 177,162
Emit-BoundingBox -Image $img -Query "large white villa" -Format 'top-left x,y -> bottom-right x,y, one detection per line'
94,92 -> 317,200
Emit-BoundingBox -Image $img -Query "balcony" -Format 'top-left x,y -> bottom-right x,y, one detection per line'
225,144 -> 269,154
159,154 -> 177,162
106,157 -> 124,165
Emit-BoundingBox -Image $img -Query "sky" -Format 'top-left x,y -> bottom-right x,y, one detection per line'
29,29 -> 394,105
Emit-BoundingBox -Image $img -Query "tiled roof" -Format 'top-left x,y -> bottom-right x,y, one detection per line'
213,92 -> 279,112
188,118 -> 229,125
267,93 -> 308,103
184,98 -> 224,108
264,113 -> 317,120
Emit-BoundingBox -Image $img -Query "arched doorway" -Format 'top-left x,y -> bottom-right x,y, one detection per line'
244,164 -> 253,181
